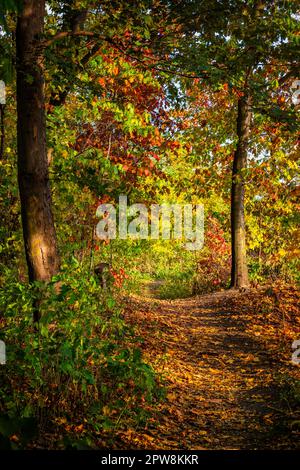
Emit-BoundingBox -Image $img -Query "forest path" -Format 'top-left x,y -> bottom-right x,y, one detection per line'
121,289 -> 296,449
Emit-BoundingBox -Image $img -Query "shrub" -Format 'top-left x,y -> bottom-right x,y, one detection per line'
0,258 -> 160,448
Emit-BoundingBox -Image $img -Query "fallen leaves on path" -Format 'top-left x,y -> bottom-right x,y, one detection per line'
117,283 -> 300,449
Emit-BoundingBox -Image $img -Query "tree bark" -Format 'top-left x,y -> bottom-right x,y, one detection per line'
16,0 -> 59,285
230,92 -> 251,288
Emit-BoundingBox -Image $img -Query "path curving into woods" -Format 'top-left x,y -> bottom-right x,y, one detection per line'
119,289 -> 299,450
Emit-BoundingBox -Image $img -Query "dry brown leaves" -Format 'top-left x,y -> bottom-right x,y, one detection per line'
117,283 -> 300,450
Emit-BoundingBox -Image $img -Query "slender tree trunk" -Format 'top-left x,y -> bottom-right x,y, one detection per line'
16,0 -> 59,286
230,92 -> 252,288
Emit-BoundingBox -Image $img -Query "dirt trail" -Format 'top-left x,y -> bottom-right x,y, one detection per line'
122,290 -> 298,450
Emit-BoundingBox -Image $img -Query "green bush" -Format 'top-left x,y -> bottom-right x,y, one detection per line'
0,259 -> 161,448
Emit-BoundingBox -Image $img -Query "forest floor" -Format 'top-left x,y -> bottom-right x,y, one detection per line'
117,285 -> 300,449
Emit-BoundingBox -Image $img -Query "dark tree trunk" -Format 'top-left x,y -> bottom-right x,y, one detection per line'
230,93 -> 252,289
16,0 -> 59,285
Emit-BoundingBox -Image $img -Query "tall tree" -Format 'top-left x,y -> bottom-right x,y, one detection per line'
162,0 -> 299,287
231,91 -> 252,287
12,0 -> 161,289
16,0 -> 60,283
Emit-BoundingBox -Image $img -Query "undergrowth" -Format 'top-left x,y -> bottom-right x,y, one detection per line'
0,259 -> 163,449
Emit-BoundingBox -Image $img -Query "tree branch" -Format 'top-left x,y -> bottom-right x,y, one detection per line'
278,68 -> 299,86
44,30 -> 96,47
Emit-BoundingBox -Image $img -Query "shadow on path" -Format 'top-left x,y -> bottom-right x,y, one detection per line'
122,289 -> 298,449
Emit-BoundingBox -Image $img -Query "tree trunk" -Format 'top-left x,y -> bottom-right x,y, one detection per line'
230,93 -> 251,288
16,0 -> 59,285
